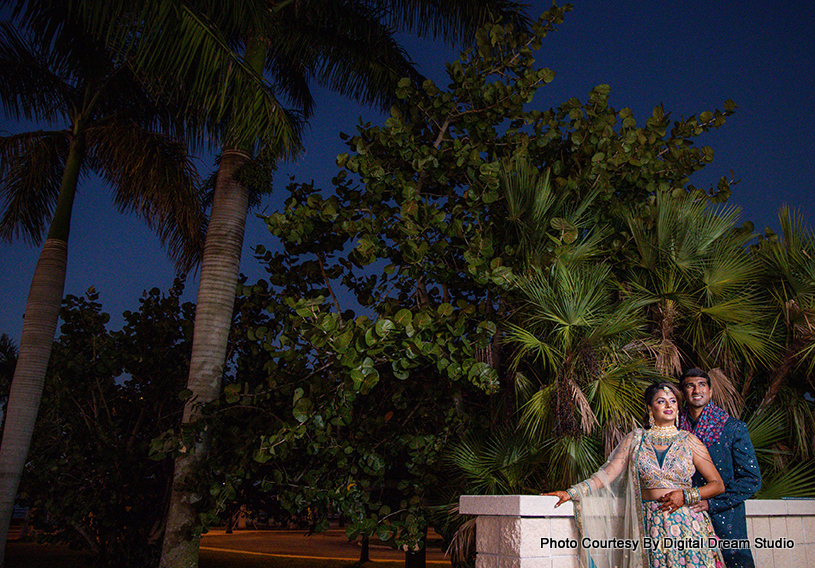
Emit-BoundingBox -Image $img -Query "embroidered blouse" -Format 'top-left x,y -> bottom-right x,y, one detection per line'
637,430 -> 696,489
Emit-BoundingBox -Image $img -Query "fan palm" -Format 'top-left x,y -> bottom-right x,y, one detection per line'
752,206 -> 815,409
0,14 -> 205,557
506,253 -> 657,484
623,192 -> 774,387
744,400 -> 815,498
500,155 -> 602,274
449,427 -> 545,496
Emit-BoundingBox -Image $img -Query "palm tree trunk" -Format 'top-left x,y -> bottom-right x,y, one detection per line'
161,30 -> 268,565
160,148 -> 251,567
0,133 -> 84,561
758,344 -> 799,411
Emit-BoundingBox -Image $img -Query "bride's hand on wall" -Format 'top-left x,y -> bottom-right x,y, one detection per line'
542,490 -> 571,507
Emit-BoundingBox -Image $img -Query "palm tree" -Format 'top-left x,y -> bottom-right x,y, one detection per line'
743,401 -> 815,498
506,253 -> 658,486
0,13 -> 206,558
157,3 -> 534,566
752,206 -> 815,410
500,156 -> 602,276
623,192 -> 774,389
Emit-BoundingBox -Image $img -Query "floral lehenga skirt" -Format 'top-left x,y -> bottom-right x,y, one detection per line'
642,501 -> 726,568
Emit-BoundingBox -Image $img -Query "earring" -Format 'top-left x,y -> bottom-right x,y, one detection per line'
648,411 -> 655,427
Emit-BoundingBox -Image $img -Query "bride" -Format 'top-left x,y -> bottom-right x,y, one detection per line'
545,382 -> 726,568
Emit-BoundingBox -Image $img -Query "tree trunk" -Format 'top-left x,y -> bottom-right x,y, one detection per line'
160,149 -> 251,568
0,133 -> 84,563
159,27 -> 270,565
404,542 -> 426,568
359,535 -> 370,563
758,343 -> 798,411
0,239 -> 68,557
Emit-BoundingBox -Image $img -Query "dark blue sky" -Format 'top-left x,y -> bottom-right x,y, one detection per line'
2,0 -> 814,342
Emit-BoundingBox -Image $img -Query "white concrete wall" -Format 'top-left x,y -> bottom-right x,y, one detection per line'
459,495 -> 815,568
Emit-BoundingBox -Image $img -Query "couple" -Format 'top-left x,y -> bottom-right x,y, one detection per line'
547,369 -> 761,568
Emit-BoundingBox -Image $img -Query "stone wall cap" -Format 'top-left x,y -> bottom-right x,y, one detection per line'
459,495 -> 815,517
459,494 -> 574,517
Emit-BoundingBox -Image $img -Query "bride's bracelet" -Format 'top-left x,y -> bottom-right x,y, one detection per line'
566,480 -> 591,501
682,487 -> 701,506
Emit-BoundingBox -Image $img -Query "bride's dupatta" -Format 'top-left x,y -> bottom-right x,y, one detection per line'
568,429 -> 650,568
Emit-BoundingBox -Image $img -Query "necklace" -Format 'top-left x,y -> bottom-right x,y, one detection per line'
646,424 -> 679,445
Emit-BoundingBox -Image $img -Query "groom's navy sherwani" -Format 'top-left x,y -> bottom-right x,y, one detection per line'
689,414 -> 761,568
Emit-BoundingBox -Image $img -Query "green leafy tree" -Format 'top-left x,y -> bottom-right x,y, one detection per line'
526,85 -> 736,232
0,10 -> 204,555
20,281 -> 193,567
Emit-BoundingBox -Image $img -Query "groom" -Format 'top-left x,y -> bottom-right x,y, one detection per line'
679,368 -> 761,568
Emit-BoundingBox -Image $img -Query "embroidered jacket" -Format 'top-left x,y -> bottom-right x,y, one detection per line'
684,409 -> 761,568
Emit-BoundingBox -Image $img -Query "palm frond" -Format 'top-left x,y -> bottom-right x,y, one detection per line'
584,362 -> 653,426
704,323 -> 776,372
0,131 -> 68,243
58,0 -> 302,154
505,322 -> 561,372
0,21 -> 78,124
707,368 -> 743,418
703,254 -> 761,300
570,380 -> 599,434
627,191 -> 773,375
266,2 -> 421,114
553,224 -> 610,265
448,427 -> 540,495
518,385 -> 555,439
500,155 -> 605,273
512,370 -> 539,401
755,460 -> 815,499
745,406 -> 787,459
445,514 -> 476,567
378,0 -> 532,44
783,394 -> 815,460
88,121 -> 204,270
541,434 -> 603,488
655,337 -> 682,377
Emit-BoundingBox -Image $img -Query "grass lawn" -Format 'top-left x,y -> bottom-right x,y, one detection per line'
5,541 -> 405,568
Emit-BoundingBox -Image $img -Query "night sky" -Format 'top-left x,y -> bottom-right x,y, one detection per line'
1,0 -> 814,343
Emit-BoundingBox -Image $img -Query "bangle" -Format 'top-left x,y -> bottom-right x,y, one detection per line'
566,487 -> 579,501
683,488 -> 700,506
